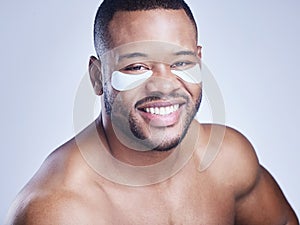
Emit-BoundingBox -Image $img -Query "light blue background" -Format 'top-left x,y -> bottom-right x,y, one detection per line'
1,0 -> 299,222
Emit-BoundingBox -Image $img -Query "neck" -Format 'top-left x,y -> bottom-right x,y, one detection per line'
99,111 -> 200,166
99,115 -> 174,166
97,113 -> 201,186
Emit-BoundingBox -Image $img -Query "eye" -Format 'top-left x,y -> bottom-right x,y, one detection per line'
123,64 -> 150,72
170,61 -> 195,70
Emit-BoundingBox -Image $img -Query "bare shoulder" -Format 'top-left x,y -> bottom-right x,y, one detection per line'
199,123 -> 298,224
5,137 -> 113,225
5,188 -> 112,225
221,125 -> 260,194
199,123 -> 259,196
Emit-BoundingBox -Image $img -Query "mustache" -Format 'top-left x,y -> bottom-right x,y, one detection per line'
135,92 -> 189,108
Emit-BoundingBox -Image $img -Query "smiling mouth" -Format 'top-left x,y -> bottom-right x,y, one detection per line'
141,104 -> 180,116
135,100 -> 184,127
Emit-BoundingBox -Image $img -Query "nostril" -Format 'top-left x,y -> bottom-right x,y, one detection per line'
144,75 -> 181,94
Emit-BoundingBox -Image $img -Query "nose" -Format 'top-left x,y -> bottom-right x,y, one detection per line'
144,64 -> 181,95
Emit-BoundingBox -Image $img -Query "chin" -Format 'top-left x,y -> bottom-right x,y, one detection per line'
152,137 -> 182,152
130,117 -> 190,152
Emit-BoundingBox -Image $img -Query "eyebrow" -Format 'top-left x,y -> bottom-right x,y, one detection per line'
118,52 -> 148,62
117,50 -> 197,63
173,50 -> 197,56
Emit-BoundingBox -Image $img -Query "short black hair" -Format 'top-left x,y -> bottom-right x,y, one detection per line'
94,0 -> 198,57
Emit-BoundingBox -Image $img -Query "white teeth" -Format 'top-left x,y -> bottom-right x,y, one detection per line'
150,108 -> 155,114
166,106 -> 170,113
144,104 -> 180,115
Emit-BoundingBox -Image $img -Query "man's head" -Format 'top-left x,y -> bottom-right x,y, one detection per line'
94,0 -> 198,57
90,0 -> 202,152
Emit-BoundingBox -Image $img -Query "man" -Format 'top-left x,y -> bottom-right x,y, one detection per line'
5,0 -> 298,224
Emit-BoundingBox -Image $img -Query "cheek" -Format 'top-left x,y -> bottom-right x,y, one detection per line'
112,89 -> 140,111
186,83 -> 202,103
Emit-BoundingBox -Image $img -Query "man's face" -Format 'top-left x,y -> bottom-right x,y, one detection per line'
101,9 -> 202,151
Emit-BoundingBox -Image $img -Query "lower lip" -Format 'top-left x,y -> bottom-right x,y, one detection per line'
138,108 -> 181,127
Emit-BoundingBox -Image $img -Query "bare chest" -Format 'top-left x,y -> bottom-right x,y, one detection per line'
103,179 -> 235,225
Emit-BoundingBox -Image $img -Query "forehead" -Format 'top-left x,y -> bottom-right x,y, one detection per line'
108,9 -> 197,51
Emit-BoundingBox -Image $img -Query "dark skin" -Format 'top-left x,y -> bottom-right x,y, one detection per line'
5,9 -> 298,225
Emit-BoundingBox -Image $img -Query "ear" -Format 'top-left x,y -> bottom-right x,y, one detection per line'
197,45 -> 202,59
89,56 -> 103,96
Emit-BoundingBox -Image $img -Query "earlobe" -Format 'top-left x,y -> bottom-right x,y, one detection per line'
89,56 -> 103,96
197,46 -> 202,59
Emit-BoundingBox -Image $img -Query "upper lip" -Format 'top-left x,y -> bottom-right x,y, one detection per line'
135,98 -> 186,110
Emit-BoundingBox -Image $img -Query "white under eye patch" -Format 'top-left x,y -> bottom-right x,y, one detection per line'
111,70 -> 153,91
111,65 -> 202,91
171,64 -> 202,84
